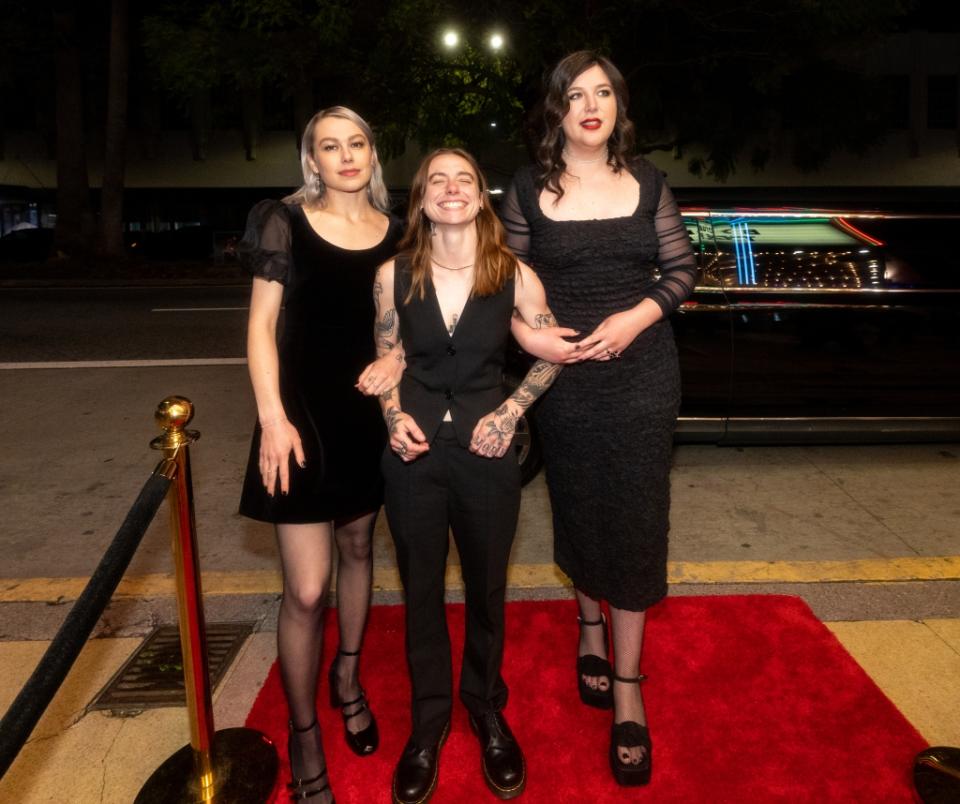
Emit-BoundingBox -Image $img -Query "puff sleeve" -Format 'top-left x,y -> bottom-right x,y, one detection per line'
236,199 -> 292,285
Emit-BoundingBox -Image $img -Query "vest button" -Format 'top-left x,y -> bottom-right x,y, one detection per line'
444,389 -> 453,400
447,345 -> 457,356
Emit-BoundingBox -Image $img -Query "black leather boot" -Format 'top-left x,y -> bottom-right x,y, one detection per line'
468,711 -> 526,799
392,723 -> 449,804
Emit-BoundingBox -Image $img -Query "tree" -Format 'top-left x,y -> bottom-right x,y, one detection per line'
142,1 -> 913,182
53,3 -> 95,255
98,0 -> 129,258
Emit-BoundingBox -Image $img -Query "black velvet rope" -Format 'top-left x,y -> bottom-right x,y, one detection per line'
0,471 -> 172,779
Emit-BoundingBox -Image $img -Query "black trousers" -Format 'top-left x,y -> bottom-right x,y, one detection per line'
382,422 -> 521,747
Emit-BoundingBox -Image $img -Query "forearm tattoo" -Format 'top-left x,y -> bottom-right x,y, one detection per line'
383,405 -> 402,434
510,360 -> 562,410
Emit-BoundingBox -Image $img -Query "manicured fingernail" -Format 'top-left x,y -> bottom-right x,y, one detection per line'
281,490 -> 288,496
299,461 -> 306,468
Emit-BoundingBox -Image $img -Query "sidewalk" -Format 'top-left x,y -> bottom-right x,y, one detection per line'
1,361 -> 959,800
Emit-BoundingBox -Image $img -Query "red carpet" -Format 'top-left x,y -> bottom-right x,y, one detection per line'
245,596 -> 926,802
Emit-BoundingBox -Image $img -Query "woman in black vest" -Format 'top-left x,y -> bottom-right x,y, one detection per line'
373,149 -> 562,804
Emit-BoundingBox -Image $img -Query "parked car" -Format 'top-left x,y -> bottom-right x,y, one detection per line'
507,209 -> 960,484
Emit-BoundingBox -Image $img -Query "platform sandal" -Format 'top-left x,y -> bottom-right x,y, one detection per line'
577,614 -> 613,709
328,646 -> 379,756
610,674 -> 652,786
287,718 -> 334,802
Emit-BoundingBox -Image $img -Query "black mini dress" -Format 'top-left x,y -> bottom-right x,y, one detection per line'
237,200 -> 403,523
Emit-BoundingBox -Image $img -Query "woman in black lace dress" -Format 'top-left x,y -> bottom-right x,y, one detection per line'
501,52 -> 696,787
238,106 -> 404,803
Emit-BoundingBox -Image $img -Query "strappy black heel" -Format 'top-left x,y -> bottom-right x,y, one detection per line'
287,718 -> 334,802
577,615 -> 613,709
610,674 -> 652,786
328,646 -> 379,756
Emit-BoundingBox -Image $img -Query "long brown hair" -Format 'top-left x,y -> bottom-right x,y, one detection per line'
399,148 -> 517,303
534,50 -> 636,202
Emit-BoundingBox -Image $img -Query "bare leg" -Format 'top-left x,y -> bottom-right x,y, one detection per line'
277,522 -> 334,802
610,605 -> 647,765
576,588 -> 609,693
331,509 -> 377,733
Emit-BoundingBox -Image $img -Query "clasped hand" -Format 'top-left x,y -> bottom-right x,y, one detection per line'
356,350 -> 406,396
523,310 -> 644,364
387,410 -> 429,463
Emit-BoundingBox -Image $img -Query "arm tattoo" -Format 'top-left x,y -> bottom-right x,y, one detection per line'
375,308 -> 398,354
510,360 -> 562,411
383,405 -> 402,434
533,312 -> 557,329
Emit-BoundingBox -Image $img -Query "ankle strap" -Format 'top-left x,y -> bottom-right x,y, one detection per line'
338,646 -> 361,656
290,717 -> 318,733
577,616 -> 604,626
613,674 -> 648,684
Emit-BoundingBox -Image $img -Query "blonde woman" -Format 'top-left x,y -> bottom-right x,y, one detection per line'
238,106 -> 403,802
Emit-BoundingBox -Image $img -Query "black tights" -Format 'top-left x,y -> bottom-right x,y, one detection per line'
276,511 -> 376,796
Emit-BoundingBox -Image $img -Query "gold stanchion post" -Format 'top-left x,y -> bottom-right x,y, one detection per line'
136,397 -> 277,803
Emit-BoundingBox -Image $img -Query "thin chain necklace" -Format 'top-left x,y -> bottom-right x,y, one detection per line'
562,149 -> 608,164
431,258 -> 474,272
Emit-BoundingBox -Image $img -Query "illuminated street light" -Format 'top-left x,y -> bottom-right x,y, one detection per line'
442,30 -> 459,48
489,32 -> 504,51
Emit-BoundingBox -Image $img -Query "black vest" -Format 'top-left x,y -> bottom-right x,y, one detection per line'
394,256 -> 515,448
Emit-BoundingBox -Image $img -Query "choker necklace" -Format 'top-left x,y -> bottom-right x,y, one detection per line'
432,258 -> 474,272
562,150 -> 608,164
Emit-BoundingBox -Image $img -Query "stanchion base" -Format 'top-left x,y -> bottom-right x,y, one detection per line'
914,746 -> 960,803
135,727 -> 278,803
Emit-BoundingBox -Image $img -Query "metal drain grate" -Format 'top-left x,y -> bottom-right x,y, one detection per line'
90,621 -> 255,712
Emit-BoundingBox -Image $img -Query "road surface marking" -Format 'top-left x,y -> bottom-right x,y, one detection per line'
3,556 -> 959,603
0,358 -> 246,370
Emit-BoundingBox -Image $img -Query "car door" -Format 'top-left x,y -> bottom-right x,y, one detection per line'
708,212 -> 960,441
673,213 -> 733,442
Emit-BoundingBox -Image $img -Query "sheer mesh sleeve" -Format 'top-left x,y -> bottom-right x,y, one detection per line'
645,182 -> 697,316
237,199 -> 292,284
500,180 -> 531,262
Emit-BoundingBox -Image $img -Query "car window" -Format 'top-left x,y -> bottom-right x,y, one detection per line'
839,217 -> 960,290
704,214 -> 884,290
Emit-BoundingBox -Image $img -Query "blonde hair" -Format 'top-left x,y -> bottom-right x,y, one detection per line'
283,106 -> 390,212
399,148 -> 517,303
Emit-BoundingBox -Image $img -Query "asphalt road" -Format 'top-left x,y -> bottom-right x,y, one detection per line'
0,285 -> 252,363
1,283 -> 958,632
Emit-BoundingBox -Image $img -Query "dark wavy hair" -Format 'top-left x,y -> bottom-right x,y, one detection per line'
399,148 -> 517,303
534,50 -> 636,202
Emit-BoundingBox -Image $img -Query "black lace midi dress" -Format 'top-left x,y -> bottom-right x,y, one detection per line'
501,159 -> 696,611
237,199 -> 403,523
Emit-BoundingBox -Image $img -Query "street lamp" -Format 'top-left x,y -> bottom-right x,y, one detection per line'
442,29 -> 459,49
489,32 -> 504,51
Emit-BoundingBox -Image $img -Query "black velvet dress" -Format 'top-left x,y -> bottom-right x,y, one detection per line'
238,200 -> 403,523
501,160 -> 697,611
